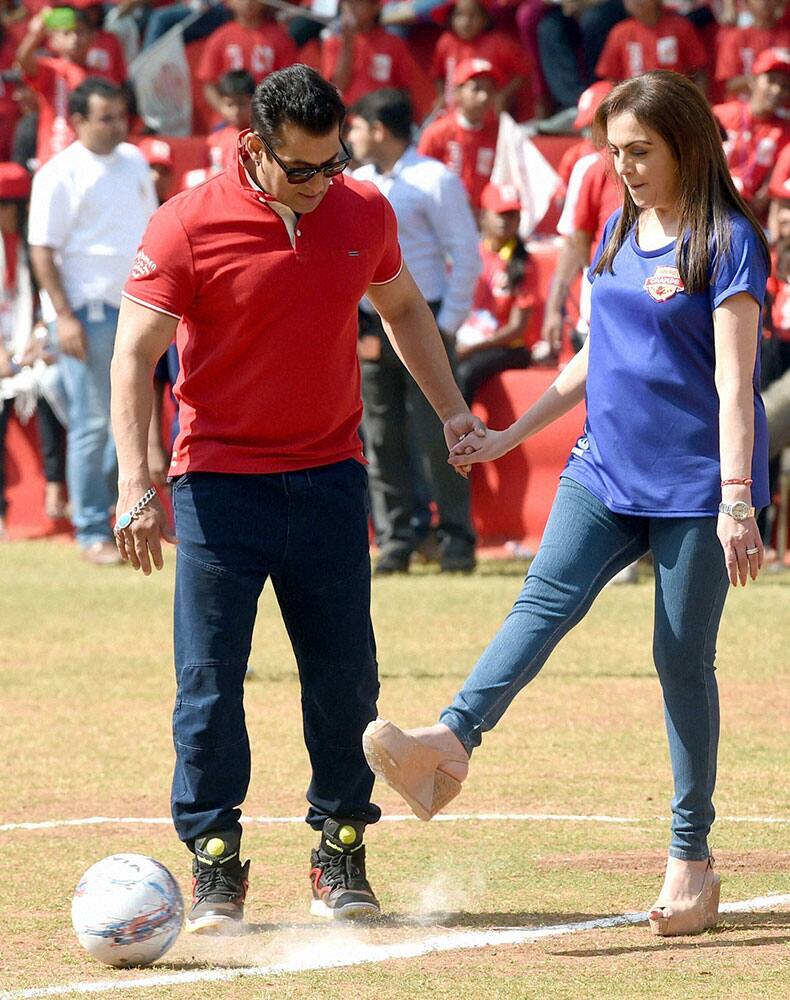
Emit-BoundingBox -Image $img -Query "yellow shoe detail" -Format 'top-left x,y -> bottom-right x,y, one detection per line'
205,838 -> 226,857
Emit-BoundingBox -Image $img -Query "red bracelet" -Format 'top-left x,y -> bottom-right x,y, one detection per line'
721,478 -> 753,486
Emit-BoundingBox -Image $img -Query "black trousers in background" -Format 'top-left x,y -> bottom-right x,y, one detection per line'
360,308 -> 475,560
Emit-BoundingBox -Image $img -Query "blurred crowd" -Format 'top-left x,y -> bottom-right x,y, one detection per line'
0,0 -> 788,566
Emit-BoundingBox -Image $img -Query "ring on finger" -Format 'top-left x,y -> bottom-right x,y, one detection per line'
745,546 -> 759,555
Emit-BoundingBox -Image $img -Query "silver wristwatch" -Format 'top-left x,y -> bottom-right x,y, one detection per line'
718,500 -> 755,521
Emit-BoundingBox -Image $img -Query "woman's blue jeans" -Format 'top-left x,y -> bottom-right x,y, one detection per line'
440,478 -> 729,861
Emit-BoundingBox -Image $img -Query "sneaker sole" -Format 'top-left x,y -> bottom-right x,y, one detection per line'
310,898 -> 381,921
185,914 -> 245,935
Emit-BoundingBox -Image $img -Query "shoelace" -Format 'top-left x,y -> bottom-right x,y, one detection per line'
195,862 -> 243,901
320,851 -> 367,890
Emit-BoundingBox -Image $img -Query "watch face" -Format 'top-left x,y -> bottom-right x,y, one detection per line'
116,512 -> 133,531
731,501 -> 750,520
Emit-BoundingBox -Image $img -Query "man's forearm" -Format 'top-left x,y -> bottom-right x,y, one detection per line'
381,296 -> 469,422
111,349 -> 157,491
29,246 -> 73,317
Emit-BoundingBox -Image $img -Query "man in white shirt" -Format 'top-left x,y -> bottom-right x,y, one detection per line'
28,78 -> 158,564
349,88 -> 481,573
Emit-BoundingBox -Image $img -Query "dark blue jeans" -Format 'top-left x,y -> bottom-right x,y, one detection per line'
170,461 -> 381,843
440,478 -> 730,861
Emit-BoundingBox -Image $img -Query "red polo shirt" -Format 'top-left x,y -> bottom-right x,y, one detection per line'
196,20 -> 298,84
123,137 -> 402,475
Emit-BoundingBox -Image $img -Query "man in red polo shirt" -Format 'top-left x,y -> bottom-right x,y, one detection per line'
111,65 -> 483,934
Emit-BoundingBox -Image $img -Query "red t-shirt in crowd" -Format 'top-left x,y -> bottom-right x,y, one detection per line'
417,110 -> 499,211
0,35 -> 20,161
556,137 -> 596,196
123,140 -> 403,475
26,57 -> 90,165
473,242 -> 539,347
85,30 -> 127,85
767,266 -> 790,342
573,155 -> 622,254
769,142 -> 790,200
196,20 -> 297,84
714,99 -> 790,202
431,29 -> 534,121
715,25 -> 790,83
596,12 -> 706,80
321,26 -> 433,122
206,124 -> 239,172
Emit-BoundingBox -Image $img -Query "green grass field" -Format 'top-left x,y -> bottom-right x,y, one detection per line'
1,540 -> 788,999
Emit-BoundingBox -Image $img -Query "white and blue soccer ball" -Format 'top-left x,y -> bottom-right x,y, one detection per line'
71,853 -> 183,967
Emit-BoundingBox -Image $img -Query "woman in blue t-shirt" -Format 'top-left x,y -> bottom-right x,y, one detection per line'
363,72 -> 770,938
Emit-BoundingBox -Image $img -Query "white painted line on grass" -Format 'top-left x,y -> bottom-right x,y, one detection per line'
2,893 -> 789,1000
2,812 -> 789,834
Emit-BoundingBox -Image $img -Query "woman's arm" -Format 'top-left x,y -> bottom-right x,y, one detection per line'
449,336 -> 588,466
713,291 -> 764,586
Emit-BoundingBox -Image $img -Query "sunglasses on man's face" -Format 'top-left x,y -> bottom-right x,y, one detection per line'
258,132 -> 352,184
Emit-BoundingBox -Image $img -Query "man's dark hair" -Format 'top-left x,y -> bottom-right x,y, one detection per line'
348,89 -> 412,142
251,64 -> 345,148
218,69 -> 256,99
68,78 -> 125,118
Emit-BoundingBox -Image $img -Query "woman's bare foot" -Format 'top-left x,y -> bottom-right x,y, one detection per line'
403,724 -> 469,783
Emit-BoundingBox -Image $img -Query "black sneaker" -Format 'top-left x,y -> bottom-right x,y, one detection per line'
186,829 -> 250,935
309,818 -> 380,920
439,536 -> 476,573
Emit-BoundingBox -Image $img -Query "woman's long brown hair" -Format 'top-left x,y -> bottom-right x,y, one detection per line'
591,71 -> 769,294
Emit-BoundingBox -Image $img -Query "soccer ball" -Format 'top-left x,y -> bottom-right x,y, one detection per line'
71,854 -> 183,968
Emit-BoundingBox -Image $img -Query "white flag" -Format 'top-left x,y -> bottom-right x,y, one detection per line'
129,25 -> 192,137
491,113 -> 560,240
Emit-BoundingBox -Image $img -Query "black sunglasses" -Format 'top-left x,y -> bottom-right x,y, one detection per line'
258,133 -> 352,185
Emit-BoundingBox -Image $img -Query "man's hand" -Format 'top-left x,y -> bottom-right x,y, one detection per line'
443,411 -> 486,478
114,489 -> 175,575
57,313 -> 87,360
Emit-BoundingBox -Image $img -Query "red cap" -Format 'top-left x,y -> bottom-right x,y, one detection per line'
480,182 -> 521,214
0,163 -> 31,200
453,58 -> 504,89
138,137 -> 174,171
752,47 -> 790,76
573,80 -> 614,131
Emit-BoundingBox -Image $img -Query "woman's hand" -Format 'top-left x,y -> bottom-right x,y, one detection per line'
448,426 -> 514,468
717,514 -> 763,586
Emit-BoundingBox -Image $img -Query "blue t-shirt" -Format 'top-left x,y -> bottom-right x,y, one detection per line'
564,210 -> 769,516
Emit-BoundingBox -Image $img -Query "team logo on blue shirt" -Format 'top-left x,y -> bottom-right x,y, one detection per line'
643,266 -> 684,302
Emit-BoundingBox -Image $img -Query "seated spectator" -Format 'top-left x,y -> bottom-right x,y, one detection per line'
16,7 -> 115,164
714,47 -> 790,216
322,0 -> 434,122
138,134 -> 174,202
715,0 -> 789,97
417,58 -> 501,215
432,0 -> 534,120
455,181 -> 536,403
197,0 -> 297,119
595,0 -> 707,84
72,0 -> 128,84
207,68 -> 255,171
533,0 -> 627,114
